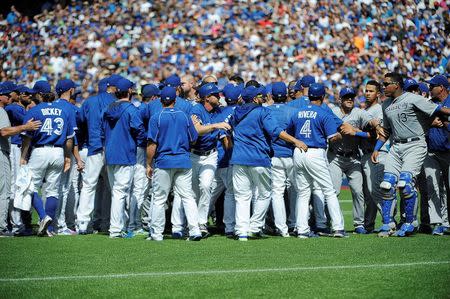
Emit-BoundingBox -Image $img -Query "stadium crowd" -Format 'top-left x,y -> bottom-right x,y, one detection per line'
0,1 -> 449,240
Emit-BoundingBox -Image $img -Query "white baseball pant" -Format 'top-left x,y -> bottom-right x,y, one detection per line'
150,168 -> 200,240
293,148 -> 344,234
56,154 -> 74,231
28,147 -> 64,198
128,147 -> 150,231
233,165 -> 272,237
209,166 -> 235,234
271,157 -> 293,235
66,147 -> 87,229
8,144 -> 23,233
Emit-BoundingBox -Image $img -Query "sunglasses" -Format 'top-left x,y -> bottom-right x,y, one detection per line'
382,81 -> 398,87
429,84 -> 439,89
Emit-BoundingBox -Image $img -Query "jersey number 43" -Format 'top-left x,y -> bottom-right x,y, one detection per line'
40,118 -> 64,136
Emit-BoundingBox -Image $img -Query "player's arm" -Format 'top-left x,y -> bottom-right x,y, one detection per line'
0,118 -> 41,137
191,115 -> 231,136
279,131 -> 308,151
220,135 -> 233,150
20,135 -> 32,165
64,138 -> 74,173
370,135 -> 387,164
73,145 -> 84,171
146,141 -> 157,178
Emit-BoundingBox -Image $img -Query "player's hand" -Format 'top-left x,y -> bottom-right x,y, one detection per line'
375,125 -> 389,139
371,151 -> 379,164
340,122 -> 355,136
63,157 -> 71,173
191,115 -> 200,125
214,122 -> 231,131
76,159 -> 85,172
294,140 -> 308,152
20,158 -> 28,165
431,118 -> 443,128
24,118 -> 42,131
146,165 -> 153,179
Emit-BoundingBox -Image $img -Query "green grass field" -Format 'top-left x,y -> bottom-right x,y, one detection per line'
1,190 -> 449,298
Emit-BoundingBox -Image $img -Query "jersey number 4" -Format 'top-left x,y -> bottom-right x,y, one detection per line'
300,120 -> 312,138
40,118 -> 64,136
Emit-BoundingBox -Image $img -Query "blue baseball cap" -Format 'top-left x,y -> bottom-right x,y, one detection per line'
271,82 -> 287,98
0,83 -> 13,95
198,83 -> 220,98
293,79 -> 303,91
115,78 -> 134,92
55,79 -> 76,94
142,84 -> 160,98
418,82 -> 429,94
107,74 -> 124,87
164,74 -> 181,87
308,83 -> 326,98
241,85 -> 261,102
33,80 -> 51,93
222,83 -> 242,103
427,74 -> 449,89
160,86 -> 176,102
339,87 -> 356,99
301,75 -> 316,88
98,77 -> 109,92
2,81 -> 17,92
403,78 -> 419,91
16,85 -> 36,94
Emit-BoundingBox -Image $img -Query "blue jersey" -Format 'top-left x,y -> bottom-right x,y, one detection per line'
144,97 -> 193,122
23,102 -> 75,146
427,95 -> 450,151
102,101 -> 145,165
266,103 -> 298,157
230,103 -> 282,167
74,105 -> 88,149
286,104 -> 339,149
55,98 -> 78,143
288,97 -> 343,127
216,105 -> 236,168
80,92 -> 116,156
190,104 -> 223,152
148,107 -> 198,169
137,102 -> 150,148
5,103 -> 26,145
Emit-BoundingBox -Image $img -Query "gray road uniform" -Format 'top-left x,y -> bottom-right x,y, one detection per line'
0,107 -> 11,234
327,106 -> 374,229
379,92 -> 440,231
360,103 -> 389,231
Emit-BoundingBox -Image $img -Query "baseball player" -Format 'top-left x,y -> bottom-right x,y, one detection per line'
0,83 -> 41,237
19,82 -> 75,237
266,81 -> 298,237
54,79 -> 83,235
76,75 -> 118,234
359,80 -> 388,233
146,86 -> 202,241
328,87 -> 380,234
209,83 -> 241,237
102,78 -> 145,238
126,84 -> 160,236
229,85 -> 307,241
423,75 -> 449,235
285,83 -> 346,238
372,73 -> 450,237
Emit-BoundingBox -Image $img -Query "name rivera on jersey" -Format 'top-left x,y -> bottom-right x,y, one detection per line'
297,110 -> 317,119
41,108 -> 62,116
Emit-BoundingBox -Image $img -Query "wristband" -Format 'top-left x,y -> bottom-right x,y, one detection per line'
355,131 -> 369,138
374,139 -> 384,151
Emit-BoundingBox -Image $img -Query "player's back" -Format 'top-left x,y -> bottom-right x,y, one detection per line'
24,101 -> 74,146
267,103 -> 297,157
147,97 -> 192,120
287,104 -> 338,149
5,103 -> 26,144
148,107 -> 198,169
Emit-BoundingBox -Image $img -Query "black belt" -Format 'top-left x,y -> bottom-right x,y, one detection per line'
191,148 -> 217,156
330,148 -> 358,157
34,144 -> 63,148
393,137 -> 420,144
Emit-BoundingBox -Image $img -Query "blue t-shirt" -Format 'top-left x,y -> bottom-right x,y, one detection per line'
190,104 -> 223,152
102,101 -> 145,165
427,95 -> 450,151
230,104 -> 282,167
80,92 -> 116,156
286,104 -> 339,149
148,107 -> 198,169
288,97 -> 343,127
5,103 -> 26,145
266,103 -> 298,157
23,102 -> 75,147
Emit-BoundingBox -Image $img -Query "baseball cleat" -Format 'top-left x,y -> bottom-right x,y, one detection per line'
187,235 -> 202,241
199,224 -> 210,238
37,216 -> 52,237
376,223 -> 396,237
314,227 -> 331,237
57,228 -> 77,236
354,226 -> 368,235
0,230 -> 13,238
393,223 -> 415,237
248,231 -> 269,239
332,230 -> 348,238
297,231 -> 319,239
146,235 -> 163,241
171,231 -> 185,239
432,225 -> 449,236
46,229 -> 56,237
225,232 -> 235,239
238,235 -> 248,241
